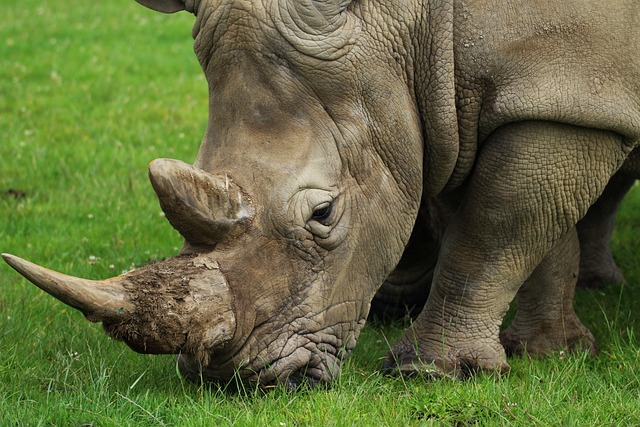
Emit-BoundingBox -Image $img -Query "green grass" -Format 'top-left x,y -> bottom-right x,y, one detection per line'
1,1 -> 639,425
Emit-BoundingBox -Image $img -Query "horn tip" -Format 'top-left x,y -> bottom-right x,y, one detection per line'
2,253 -> 25,270
148,158 -> 184,185
2,253 -> 48,284
148,158 -> 180,172
148,158 -> 166,170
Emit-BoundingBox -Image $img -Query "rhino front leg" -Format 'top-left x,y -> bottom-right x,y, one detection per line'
385,121 -> 631,379
500,227 -> 598,357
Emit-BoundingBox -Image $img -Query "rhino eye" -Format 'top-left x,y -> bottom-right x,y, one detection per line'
311,202 -> 333,224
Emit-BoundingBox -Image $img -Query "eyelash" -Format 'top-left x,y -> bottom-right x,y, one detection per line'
311,203 -> 333,223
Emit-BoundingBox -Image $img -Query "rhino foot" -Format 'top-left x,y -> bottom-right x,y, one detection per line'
576,263 -> 625,289
382,337 -> 510,380
499,318 -> 599,358
577,235 -> 625,289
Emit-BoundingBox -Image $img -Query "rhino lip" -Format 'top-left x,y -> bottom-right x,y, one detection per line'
243,325 -> 346,386
283,370 -> 329,391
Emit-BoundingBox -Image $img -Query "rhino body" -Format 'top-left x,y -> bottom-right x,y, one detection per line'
4,0 -> 639,385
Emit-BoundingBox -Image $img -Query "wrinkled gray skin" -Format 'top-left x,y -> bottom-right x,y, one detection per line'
4,0 -> 640,385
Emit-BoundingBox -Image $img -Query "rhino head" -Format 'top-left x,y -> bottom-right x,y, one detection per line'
4,0 -> 433,386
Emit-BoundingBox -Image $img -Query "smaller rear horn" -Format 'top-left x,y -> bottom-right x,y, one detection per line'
149,159 -> 254,246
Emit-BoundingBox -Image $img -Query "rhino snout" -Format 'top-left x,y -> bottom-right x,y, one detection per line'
3,252 -> 237,363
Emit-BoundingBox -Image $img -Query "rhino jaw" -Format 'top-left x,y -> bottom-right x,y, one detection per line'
2,253 -> 237,361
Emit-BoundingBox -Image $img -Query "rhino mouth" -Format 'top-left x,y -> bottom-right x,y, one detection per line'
177,314 -> 365,388
178,348 -> 336,390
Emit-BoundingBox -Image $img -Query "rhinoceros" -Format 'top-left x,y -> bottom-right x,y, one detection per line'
4,0 -> 639,385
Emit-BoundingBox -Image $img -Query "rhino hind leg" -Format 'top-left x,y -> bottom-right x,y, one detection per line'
576,172 -> 635,289
369,273 -> 430,320
500,228 -> 598,357
370,200 -> 449,320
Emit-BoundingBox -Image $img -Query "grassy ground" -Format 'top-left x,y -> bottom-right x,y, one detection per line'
1,1 -> 639,425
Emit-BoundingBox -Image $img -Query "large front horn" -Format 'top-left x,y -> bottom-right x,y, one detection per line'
135,0 -> 200,14
3,252 -> 237,356
149,159 -> 254,247
2,253 -> 133,322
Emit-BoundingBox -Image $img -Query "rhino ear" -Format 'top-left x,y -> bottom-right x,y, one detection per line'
135,0 -> 194,14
